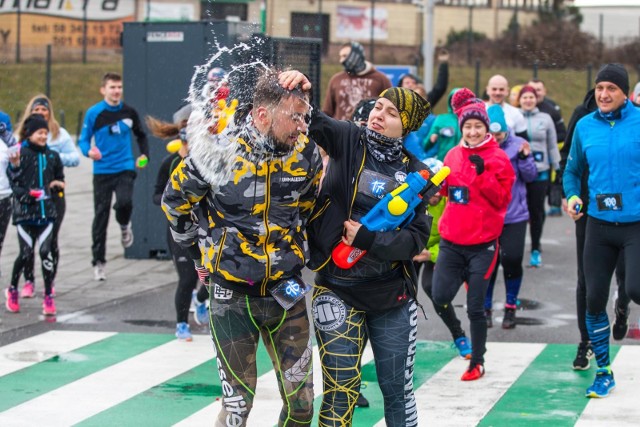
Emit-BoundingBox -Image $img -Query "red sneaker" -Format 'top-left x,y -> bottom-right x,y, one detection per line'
5,288 -> 19,313
461,363 -> 485,381
21,281 -> 35,298
43,295 -> 57,316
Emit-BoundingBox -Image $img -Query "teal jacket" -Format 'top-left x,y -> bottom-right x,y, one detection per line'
426,88 -> 461,161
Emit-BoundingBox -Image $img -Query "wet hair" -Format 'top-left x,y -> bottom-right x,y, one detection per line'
16,94 -> 60,140
102,72 -> 122,86
253,68 -> 310,109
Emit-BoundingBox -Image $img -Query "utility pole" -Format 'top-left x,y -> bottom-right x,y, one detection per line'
422,0 -> 435,91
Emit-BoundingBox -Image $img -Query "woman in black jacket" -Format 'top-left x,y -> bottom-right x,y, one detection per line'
282,71 -> 432,427
5,114 -> 64,316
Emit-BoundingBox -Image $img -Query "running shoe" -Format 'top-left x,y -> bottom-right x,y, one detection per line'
21,281 -> 35,298
42,295 -> 56,316
485,309 -> 493,328
572,341 -> 594,370
355,392 -> 370,408
502,307 -> 516,329
612,303 -> 629,341
193,293 -> 209,326
461,363 -> 485,381
586,367 -> 615,398
454,336 -> 472,359
529,250 -> 542,268
121,223 -> 134,248
94,262 -> 107,281
5,288 -> 19,313
175,322 -> 193,341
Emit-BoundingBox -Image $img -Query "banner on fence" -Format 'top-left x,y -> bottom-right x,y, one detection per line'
0,0 -> 135,49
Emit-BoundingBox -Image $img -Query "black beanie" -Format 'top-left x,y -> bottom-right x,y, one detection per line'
23,114 -> 49,139
342,42 -> 366,75
595,63 -> 629,95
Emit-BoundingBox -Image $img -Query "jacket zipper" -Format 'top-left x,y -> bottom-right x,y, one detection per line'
261,161 -> 271,295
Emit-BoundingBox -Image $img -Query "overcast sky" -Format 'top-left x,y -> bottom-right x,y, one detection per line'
573,0 -> 640,6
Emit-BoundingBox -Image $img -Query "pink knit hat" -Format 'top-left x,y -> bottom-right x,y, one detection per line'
452,87 -> 490,131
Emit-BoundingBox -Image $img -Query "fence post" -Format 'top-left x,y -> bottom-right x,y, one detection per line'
532,60 -> 539,79
587,63 -> 593,93
76,111 -> 84,141
59,110 -> 65,129
474,59 -> 480,97
45,45 -> 52,98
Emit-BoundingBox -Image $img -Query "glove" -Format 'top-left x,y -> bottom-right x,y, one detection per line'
194,263 -> 210,286
517,150 -> 529,160
469,154 -> 484,175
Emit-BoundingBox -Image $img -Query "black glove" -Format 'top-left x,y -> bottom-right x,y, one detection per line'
469,154 -> 484,175
517,150 -> 529,160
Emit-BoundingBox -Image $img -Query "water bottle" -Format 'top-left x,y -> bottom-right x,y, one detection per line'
627,319 -> 640,339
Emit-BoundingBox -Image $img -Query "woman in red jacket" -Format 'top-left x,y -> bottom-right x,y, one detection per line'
432,88 -> 515,381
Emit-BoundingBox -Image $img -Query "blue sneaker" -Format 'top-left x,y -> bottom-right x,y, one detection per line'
529,250 -> 542,267
547,207 -> 562,217
454,336 -> 472,359
586,367 -> 615,398
193,293 -> 209,326
175,322 -> 193,341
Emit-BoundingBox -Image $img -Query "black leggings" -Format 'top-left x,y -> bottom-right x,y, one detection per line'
11,223 -> 55,295
24,193 -> 65,284
526,180 -> 549,252
486,221 -> 527,308
575,215 -> 626,343
432,239 -> 499,366
167,228 -> 199,324
92,171 -> 136,265
583,217 -> 638,314
0,197 -> 12,262
418,260 -> 465,340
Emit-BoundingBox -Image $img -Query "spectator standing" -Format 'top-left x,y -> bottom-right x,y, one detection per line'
322,41 -> 392,121
4,114 -> 64,316
425,88 -> 462,161
15,95 -> 80,297
78,72 -> 149,281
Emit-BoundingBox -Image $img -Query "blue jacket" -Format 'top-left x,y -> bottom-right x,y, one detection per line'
564,100 -> 640,223
78,101 -> 148,174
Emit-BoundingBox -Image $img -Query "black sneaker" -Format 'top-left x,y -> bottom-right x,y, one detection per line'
612,304 -> 629,341
355,392 -> 369,408
573,342 -> 594,370
502,308 -> 516,329
485,309 -> 493,328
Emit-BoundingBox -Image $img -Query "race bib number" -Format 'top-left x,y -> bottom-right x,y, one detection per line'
449,186 -> 469,204
596,193 -> 623,211
269,276 -> 309,310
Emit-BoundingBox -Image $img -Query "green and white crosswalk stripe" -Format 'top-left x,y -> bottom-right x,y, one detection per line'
0,331 -> 637,426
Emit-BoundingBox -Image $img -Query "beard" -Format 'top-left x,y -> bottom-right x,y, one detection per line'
266,126 -> 296,154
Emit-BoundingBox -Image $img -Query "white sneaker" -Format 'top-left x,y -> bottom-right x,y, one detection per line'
189,289 -> 197,313
121,223 -> 134,248
94,262 -> 107,281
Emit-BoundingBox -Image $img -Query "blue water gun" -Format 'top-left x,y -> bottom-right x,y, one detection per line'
332,166 -> 450,269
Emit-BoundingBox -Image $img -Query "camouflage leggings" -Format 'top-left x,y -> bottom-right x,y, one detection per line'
209,287 -> 314,427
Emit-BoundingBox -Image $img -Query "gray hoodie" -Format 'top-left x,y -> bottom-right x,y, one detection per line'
521,107 -> 560,173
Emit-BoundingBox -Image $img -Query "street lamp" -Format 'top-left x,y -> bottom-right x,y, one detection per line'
422,0 -> 435,91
